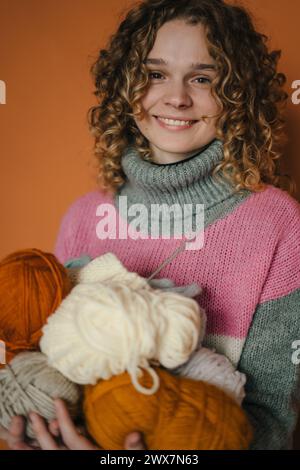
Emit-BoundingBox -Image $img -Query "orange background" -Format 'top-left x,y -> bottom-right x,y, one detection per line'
0,0 -> 300,449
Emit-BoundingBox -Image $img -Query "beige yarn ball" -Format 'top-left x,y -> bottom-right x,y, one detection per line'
40,280 -> 203,395
0,352 -> 82,439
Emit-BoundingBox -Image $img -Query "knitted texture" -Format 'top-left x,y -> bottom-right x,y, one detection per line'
54,139 -> 300,449
116,139 -> 251,236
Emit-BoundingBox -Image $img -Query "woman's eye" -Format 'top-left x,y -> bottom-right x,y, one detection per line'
148,72 -> 163,80
148,72 -> 211,85
194,77 -> 211,85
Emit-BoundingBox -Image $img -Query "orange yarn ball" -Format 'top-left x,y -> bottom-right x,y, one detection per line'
0,249 -> 72,367
84,367 -> 253,450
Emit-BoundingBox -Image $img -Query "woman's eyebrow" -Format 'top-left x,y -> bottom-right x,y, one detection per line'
144,58 -> 216,71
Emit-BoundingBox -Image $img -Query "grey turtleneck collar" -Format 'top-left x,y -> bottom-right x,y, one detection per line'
114,138 -> 251,234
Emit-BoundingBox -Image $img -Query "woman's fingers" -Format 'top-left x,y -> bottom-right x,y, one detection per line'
4,409 -> 146,451
53,399 -> 84,449
0,424 -> 8,440
54,398 -> 98,449
3,407 -> 98,451
124,431 -> 146,450
7,416 -> 31,449
10,440 -> 37,450
29,413 -> 59,450
48,419 -> 60,437
1,416 -> 39,450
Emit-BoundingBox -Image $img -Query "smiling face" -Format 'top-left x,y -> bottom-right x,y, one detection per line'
133,19 -> 221,164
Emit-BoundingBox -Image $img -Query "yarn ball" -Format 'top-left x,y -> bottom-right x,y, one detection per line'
75,252 -> 149,289
0,352 -> 81,439
0,248 -> 72,367
40,281 -> 203,394
169,347 -> 246,405
83,367 -> 253,450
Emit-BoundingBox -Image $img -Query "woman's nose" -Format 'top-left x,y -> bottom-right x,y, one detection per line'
163,81 -> 192,108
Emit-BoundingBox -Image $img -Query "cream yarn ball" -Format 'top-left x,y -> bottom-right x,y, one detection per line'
40,280 -> 203,395
68,252 -> 149,290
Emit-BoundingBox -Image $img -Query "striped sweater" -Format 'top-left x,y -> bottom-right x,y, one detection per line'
54,139 -> 300,449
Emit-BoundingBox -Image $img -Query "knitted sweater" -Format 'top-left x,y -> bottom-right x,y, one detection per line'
54,139 -> 300,450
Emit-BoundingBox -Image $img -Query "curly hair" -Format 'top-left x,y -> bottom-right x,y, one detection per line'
88,0 -> 295,196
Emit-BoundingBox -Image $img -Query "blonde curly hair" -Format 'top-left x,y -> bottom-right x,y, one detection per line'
88,0 -> 295,196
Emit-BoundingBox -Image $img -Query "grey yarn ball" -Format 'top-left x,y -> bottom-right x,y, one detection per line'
0,351 -> 81,439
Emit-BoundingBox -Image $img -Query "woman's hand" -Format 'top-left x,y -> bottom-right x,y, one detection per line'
124,431 -> 147,450
0,399 -> 98,450
0,398 -> 147,450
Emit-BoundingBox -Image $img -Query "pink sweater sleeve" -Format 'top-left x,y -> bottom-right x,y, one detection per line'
53,199 -> 81,264
53,190 -> 107,264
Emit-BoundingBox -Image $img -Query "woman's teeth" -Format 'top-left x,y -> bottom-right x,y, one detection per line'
157,117 -> 195,126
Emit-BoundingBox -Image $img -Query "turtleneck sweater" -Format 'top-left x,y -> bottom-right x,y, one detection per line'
115,138 -> 251,235
54,138 -> 300,450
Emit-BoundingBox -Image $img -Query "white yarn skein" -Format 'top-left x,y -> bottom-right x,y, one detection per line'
78,252 -> 207,364
40,280 -> 202,395
151,290 -> 205,368
77,252 -> 149,290
170,347 -> 246,405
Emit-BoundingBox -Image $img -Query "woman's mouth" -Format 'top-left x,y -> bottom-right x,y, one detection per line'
153,116 -> 198,131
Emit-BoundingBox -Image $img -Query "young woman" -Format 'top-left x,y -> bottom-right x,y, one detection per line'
2,0 -> 299,450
